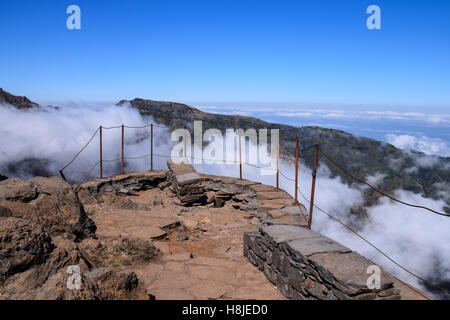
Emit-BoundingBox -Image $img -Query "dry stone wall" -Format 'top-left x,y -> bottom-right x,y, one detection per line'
167,159 -> 206,206
165,161 -> 411,299
244,225 -> 402,300
76,163 -> 426,300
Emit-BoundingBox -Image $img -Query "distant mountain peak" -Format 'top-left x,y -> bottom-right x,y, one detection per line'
0,88 -> 40,109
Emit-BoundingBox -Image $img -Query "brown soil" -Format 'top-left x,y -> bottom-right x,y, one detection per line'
83,186 -> 285,300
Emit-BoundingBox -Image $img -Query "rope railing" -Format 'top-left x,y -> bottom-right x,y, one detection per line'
124,124 -> 167,129
59,123 -> 448,218
294,183 -> 447,298
318,149 -> 450,217
60,127 -> 100,171
58,121 -> 450,297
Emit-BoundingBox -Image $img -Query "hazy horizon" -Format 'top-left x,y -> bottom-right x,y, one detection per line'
15,95 -> 450,158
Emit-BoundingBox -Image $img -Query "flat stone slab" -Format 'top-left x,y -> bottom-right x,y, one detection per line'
309,251 -> 394,290
280,206 -> 308,215
127,226 -> 167,240
256,191 -> 291,200
261,224 -> 316,244
233,180 -> 260,187
267,215 -> 308,227
286,236 -> 351,257
176,172 -> 202,185
258,199 -> 295,212
267,209 -> 288,219
250,184 -> 277,192
79,171 -> 167,189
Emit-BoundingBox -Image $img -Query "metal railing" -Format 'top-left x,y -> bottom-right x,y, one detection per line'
58,121 -> 450,298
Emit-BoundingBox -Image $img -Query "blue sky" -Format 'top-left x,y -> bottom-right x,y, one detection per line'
1,0 -> 449,110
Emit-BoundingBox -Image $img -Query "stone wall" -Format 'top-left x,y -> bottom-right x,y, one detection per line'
167,159 -> 206,206
244,224 -> 402,300
75,164 -> 427,300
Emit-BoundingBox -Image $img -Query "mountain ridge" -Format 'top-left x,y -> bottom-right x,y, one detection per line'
0,88 -> 40,109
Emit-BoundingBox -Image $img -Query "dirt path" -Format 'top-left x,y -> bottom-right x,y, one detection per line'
89,187 -> 285,300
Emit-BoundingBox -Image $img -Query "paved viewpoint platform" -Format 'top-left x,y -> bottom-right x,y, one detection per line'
75,161 -> 429,300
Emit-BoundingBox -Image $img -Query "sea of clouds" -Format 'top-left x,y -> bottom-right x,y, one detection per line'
386,134 -> 450,157
0,102 -> 171,182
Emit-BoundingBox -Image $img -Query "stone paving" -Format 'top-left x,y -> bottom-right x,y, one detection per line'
77,163 -> 429,300
79,171 -> 285,300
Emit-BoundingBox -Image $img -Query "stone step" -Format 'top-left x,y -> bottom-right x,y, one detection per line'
167,159 -> 206,206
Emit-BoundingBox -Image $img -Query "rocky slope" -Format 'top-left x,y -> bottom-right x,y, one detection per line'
0,88 -> 39,110
0,176 -> 152,300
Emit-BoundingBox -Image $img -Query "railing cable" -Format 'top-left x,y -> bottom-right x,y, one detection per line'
319,150 -> 450,217
61,127 -> 99,171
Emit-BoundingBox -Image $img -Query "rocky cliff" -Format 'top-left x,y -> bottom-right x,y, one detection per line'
0,88 -> 40,110
0,176 -> 152,300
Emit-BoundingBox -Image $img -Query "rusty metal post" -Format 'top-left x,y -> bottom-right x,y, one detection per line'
59,169 -> 67,182
99,126 -> 103,179
294,136 -> 299,204
307,144 -> 319,229
276,141 -> 279,189
184,126 -> 187,158
150,124 -> 153,171
238,130 -> 242,180
121,124 -> 124,175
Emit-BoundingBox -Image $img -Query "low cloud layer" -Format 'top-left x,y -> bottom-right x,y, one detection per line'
0,103 -> 171,183
199,105 -> 450,125
387,134 -> 450,158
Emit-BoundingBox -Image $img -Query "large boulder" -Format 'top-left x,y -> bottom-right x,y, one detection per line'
0,217 -> 53,278
34,267 -> 151,300
0,234 -> 150,300
0,176 -> 96,240
0,176 -> 152,300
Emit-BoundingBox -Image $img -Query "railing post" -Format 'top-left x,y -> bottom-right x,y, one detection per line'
59,169 -> 67,182
238,130 -> 242,180
150,124 -> 153,171
121,124 -> 124,175
294,136 -> 299,204
184,126 -> 187,158
99,126 -> 103,179
276,136 -> 279,189
307,144 -> 319,229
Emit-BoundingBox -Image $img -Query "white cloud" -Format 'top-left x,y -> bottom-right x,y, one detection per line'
366,173 -> 386,187
0,103 -> 171,183
386,134 -> 450,157
277,112 -> 313,117
196,105 -> 450,126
